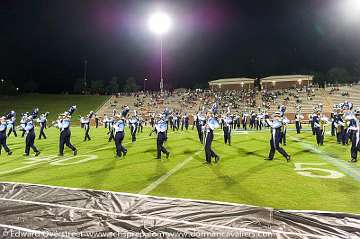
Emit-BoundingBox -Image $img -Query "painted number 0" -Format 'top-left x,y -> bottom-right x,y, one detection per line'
294,163 -> 345,179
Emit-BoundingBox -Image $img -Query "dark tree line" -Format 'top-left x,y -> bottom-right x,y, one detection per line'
1,64 -> 360,96
73,76 -> 140,94
313,65 -> 360,87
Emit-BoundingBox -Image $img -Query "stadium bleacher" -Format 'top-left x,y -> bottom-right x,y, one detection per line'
96,84 -> 360,120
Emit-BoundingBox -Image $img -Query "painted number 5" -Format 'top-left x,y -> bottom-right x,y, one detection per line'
294,163 -> 345,179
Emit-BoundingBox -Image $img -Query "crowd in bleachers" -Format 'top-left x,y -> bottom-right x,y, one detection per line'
98,83 -> 360,120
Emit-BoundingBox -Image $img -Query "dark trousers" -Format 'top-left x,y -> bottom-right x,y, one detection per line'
223,126 -> 231,145
95,119 -> 99,128
205,130 -> 217,163
115,131 -> 127,157
172,121 -> 179,131
84,125 -> 91,141
268,135 -> 289,160
344,130 -> 351,145
295,121 -> 301,134
39,124 -> 46,139
137,124 -> 143,133
108,128 -> 114,142
256,121 -> 262,130
196,124 -> 203,144
281,130 -> 287,145
7,125 -> 17,137
351,133 -> 360,160
59,129 -> 76,154
25,130 -> 38,155
0,132 -> 10,154
315,128 -> 324,145
331,123 -> 336,136
157,132 -> 168,158
242,121 -> 247,130
311,122 -> 315,135
337,126 -> 345,144
131,125 -> 137,142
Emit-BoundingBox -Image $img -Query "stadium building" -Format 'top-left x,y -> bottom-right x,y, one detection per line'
209,75 -> 313,90
261,75 -> 313,90
208,78 -> 255,90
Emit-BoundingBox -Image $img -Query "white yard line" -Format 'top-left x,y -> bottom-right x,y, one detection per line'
138,150 -> 203,195
0,196 -> 333,238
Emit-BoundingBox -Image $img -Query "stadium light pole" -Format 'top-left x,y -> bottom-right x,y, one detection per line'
144,78 -> 148,91
148,12 -> 171,94
84,60 -> 88,89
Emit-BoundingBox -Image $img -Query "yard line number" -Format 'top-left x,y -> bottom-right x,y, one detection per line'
294,163 -> 345,179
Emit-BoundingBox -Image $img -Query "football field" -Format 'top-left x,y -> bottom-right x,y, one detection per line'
1,125 -> 359,214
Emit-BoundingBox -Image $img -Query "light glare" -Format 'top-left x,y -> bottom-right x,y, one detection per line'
341,0 -> 360,23
148,12 -> 171,35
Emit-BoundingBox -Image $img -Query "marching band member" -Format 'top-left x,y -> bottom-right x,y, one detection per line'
0,116 -> 12,156
250,111 -> 256,129
80,115 -> 90,141
94,114 -> 100,128
103,113 -> 109,129
37,112 -> 48,139
6,111 -> 17,137
295,113 -> 304,134
57,112 -> 77,156
181,112 -> 190,131
204,113 -> 220,164
172,112 -> 179,131
107,115 -> 115,142
113,114 -> 127,158
330,105 -> 337,137
20,113 -> 28,137
232,112 -> 238,130
256,110 -> 264,131
349,109 -> 360,163
309,109 -> 315,135
153,115 -> 170,159
149,112 -> 155,128
196,111 -> 206,144
192,113 -> 197,130
265,112 -> 291,162
281,116 -> 289,146
22,115 -> 40,157
137,115 -> 144,133
279,105 -> 286,117
241,111 -> 248,130
223,112 -> 232,146
129,111 -> 138,143
335,110 -> 345,145
313,110 -> 322,146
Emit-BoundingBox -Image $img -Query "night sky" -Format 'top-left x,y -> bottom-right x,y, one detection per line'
1,0 -> 360,92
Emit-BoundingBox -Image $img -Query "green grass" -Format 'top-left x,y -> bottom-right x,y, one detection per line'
1,125 -> 359,214
0,94 -> 109,121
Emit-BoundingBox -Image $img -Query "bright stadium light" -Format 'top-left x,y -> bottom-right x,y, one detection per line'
148,12 -> 171,35
148,12 -> 172,93
340,0 -> 360,23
